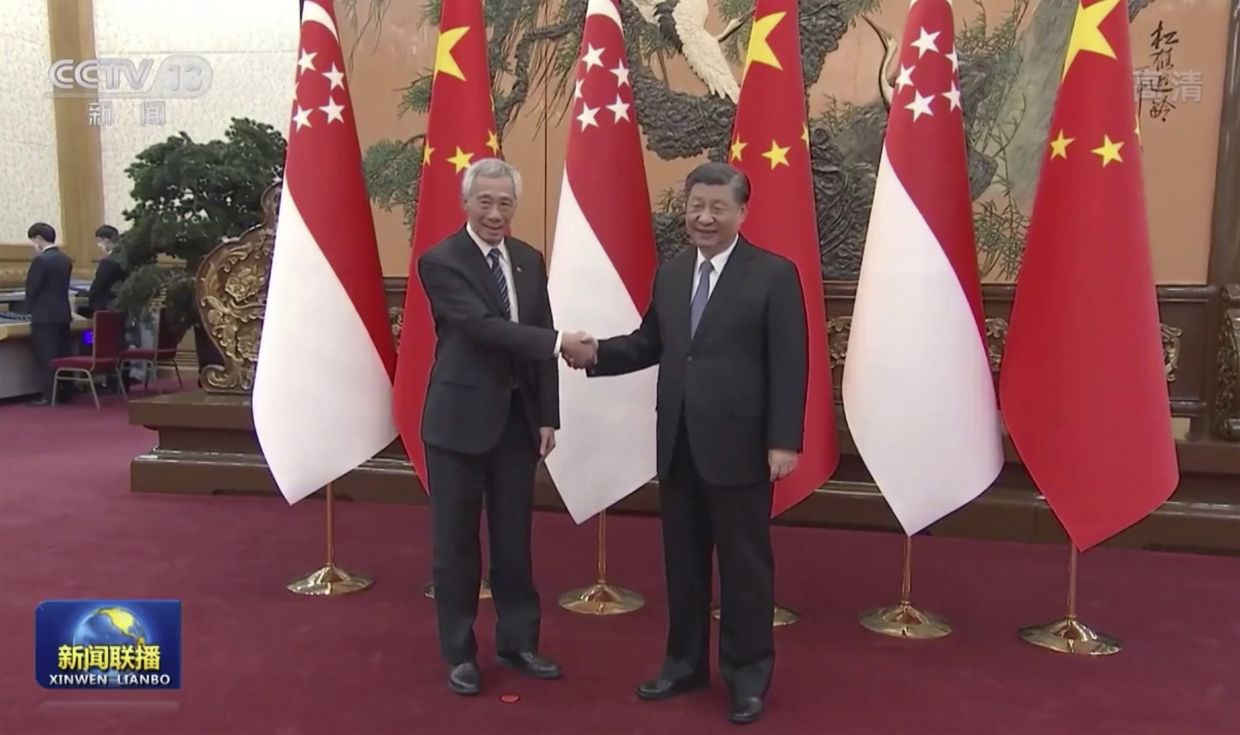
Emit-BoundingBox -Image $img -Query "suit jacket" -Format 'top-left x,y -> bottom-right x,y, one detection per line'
418,227 -> 560,455
591,238 -> 808,486
25,246 -> 73,325
87,256 -> 126,312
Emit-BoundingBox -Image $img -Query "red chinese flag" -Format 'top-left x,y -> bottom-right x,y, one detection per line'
999,0 -> 1179,550
392,0 -> 500,489
730,0 -> 839,517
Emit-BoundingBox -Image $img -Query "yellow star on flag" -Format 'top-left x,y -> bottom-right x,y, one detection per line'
761,140 -> 790,169
1061,0 -> 1120,80
422,142 -> 435,165
1049,130 -> 1074,159
730,137 -> 748,162
447,146 -> 474,173
801,123 -> 810,147
744,12 -> 785,78
1091,135 -> 1124,167
486,130 -> 501,155
434,26 -> 470,81
1134,113 -> 1142,141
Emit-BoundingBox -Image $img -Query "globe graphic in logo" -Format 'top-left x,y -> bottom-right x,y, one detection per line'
71,607 -> 149,684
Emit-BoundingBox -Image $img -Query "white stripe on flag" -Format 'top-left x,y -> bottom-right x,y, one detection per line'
546,174 -> 658,523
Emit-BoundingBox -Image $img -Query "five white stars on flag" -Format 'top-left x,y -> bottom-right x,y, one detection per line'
292,48 -> 349,131
573,42 -> 634,132
898,5 -> 964,124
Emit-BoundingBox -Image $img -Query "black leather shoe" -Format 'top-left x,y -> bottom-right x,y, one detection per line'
635,676 -> 709,701
448,661 -> 481,696
496,651 -> 562,679
729,696 -> 764,725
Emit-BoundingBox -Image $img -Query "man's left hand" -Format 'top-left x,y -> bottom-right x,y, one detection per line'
539,427 -> 557,458
768,449 -> 798,481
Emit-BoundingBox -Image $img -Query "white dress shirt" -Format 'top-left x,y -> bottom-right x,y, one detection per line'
466,223 -> 561,355
691,235 -> 739,302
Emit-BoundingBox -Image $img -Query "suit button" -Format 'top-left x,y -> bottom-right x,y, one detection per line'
687,356 -> 693,362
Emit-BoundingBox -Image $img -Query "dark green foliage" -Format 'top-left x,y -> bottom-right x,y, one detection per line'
362,136 -> 425,232
112,118 -> 286,331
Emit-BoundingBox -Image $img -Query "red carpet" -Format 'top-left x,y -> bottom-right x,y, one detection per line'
1,389 -> 1238,735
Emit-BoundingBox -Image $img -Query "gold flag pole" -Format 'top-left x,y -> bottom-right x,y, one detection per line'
1019,545 -> 1121,655
559,510 -> 644,614
287,482 -> 373,596
858,535 -> 951,638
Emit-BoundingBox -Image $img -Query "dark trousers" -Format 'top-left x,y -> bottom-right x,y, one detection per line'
425,393 -> 541,665
31,322 -> 72,402
658,419 -> 775,699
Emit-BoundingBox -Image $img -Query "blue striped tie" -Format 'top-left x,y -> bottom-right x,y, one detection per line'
690,260 -> 713,336
487,250 -> 511,320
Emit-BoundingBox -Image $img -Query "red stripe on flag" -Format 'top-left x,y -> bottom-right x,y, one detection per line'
286,1 -> 394,374
881,0 -> 986,338
562,5 -> 655,311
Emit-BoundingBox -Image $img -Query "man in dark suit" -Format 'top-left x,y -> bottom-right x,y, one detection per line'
417,158 -> 593,696
25,222 -> 75,406
84,225 -> 126,317
563,162 -> 808,725
81,225 -> 130,392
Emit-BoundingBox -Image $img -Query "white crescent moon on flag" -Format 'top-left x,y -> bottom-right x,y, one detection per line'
301,0 -> 339,41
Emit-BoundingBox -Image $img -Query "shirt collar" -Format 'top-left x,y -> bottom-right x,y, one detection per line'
466,223 -> 507,260
694,235 -> 739,273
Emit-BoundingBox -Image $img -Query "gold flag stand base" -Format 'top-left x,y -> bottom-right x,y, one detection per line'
858,536 -> 950,639
1019,616 -> 1121,656
711,605 -> 800,627
287,483 -> 373,597
287,564 -> 373,596
1020,545 -> 1122,656
424,579 -> 492,600
559,582 -> 645,615
558,511 -> 645,616
859,601 -> 951,639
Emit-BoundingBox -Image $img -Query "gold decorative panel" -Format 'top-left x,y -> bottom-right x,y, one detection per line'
985,318 -> 1008,373
827,316 -> 851,369
389,306 -> 404,351
1215,286 -> 1240,440
1161,324 -> 1183,382
195,181 -> 279,394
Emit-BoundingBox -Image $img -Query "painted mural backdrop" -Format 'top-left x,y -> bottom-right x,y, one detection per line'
342,0 -> 1228,283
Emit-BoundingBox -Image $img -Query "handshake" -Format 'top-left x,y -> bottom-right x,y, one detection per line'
560,331 -> 598,370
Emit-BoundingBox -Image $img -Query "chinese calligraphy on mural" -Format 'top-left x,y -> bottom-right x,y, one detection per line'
1133,22 -> 1203,122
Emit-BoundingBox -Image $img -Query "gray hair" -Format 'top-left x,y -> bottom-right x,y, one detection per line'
461,158 -> 522,200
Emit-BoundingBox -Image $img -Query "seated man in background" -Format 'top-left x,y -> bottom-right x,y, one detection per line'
81,224 -> 130,393
25,222 -> 74,405
82,225 -> 126,318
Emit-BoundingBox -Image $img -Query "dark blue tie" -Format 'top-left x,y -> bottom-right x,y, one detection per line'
690,260 -> 713,336
487,249 -> 511,320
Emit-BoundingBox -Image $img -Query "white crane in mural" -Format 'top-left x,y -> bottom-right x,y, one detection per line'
627,0 -> 746,103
